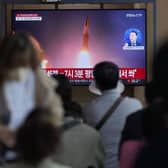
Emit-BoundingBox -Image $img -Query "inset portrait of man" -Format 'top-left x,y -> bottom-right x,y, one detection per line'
124,29 -> 142,47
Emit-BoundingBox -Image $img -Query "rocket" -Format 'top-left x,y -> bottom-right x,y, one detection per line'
81,16 -> 89,51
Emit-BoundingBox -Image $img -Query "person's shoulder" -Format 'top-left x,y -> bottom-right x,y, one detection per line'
62,123 -> 102,150
75,123 -> 103,148
67,123 -> 100,138
125,106 -> 150,125
126,109 -> 143,122
85,95 -> 103,106
124,96 -> 142,107
83,96 -> 102,113
80,123 -> 100,135
120,96 -> 143,116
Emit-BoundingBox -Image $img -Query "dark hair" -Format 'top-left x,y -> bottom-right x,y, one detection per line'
142,99 -> 168,141
153,39 -> 168,99
130,31 -> 138,36
64,101 -> 82,118
0,32 -> 41,81
52,74 -> 82,118
145,81 -> 158,104
93,61 -> 119,90
16,108 -> 60,165
52,74 -> 72,102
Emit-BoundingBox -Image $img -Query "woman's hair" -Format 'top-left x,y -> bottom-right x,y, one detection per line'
64,101 -> 82,119
145,81 -> 158,104
153,39 -> 168,99
0,32 -> 42,80
51,74 -> 83,118
52,74 -> 72,102
16,107 -> 60,165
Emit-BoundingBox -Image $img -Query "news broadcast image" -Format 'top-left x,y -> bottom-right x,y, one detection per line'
12,9 -> 146,85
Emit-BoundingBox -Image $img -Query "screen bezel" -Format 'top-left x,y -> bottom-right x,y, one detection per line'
7,3 -> 152,87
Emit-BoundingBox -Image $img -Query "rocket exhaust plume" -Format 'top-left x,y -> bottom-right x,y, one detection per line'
77,16 -> 91,68
81,16 -> 89,51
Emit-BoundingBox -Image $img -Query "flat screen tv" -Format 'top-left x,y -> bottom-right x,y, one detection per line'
12,9 -> 146,85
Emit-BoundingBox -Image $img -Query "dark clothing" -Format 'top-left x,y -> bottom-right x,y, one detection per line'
134,130 -> 168,168
120,110 -> 143,146
127,42 -> 142,46
119,110 -> 144,158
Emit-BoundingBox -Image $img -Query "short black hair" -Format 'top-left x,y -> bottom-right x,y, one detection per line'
93,61 -> 119,90
130,31 -> 138,36
16,108 -> 60,165
64,101 -> 82,119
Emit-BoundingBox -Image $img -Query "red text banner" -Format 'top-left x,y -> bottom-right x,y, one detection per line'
44,68 -> 146,80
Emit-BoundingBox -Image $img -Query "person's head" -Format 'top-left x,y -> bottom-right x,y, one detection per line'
129,31 -> 138,44
16,107 -> 60,165
0,32 -> 41,80
93,61 -> 119,91
153,39 -> 168,99
51,74 -> 82,118
64,101 -> 82,119
52,74 -> 72,102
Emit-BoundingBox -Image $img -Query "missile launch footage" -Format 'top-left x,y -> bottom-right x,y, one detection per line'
13,10 -> 146,85
77,16 -> 91,68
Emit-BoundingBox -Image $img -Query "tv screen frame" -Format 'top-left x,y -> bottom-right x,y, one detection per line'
6,3 -> 154,87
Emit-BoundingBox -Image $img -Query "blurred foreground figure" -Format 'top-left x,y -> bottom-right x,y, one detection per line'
119,81 -> 156,168
0,32 -> 63,130
0,33 -> 64,164
133,39 -> 168,168
4,107 -> 70,168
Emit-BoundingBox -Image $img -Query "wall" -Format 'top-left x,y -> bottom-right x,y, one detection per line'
0,0 -> 154,37
157,0 -> 168,43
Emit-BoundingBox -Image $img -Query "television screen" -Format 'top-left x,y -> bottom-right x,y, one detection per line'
12,9 -> 146,85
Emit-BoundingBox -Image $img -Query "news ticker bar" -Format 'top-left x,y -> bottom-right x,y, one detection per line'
44,68 -> 146,79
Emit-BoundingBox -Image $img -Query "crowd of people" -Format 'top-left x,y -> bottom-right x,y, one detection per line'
0,32 -> 167,168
